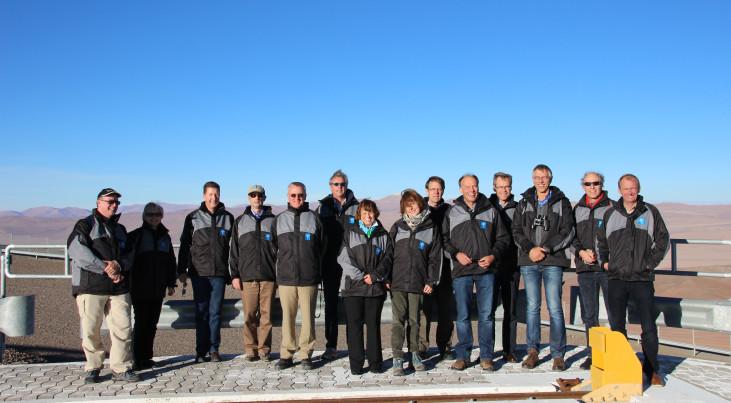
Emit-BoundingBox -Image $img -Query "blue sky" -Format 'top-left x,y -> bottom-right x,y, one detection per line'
1,1 -> 729,211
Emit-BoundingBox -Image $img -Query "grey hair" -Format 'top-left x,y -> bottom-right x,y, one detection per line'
580,171 -> 605,185
458,173 -> 479,187
142,202 -> 164,220
288,181 -> 307,194
493,172 -> 512,187
329,169 -> 348,185
533,164 -> 553,180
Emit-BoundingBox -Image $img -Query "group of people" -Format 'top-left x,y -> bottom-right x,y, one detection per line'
68,165 -> 669,387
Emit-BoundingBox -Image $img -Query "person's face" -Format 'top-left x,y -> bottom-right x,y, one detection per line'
288,185 -> 306,209
426,180 -> 443,205
532,169 -> 552,193
619,178 -> 640,204
459,176 -> 479,205
493,177 -> 512,203
96,197 -> 120,219
248,192 -> 265,209
404,201 -> 421,218
203,187 -> 221,212
360,208 -> 375,227
144,209 -> 163,229
329,176 -> 347,199
582,173 -> 604,200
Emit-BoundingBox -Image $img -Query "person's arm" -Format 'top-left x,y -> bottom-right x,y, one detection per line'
543,198 -> 576,254
596,209 -> 611,270
511,201 -> 535,255
426,225 -> 443,288
336,233 -> 365,282
644,206 -> 670,270
67,218 -> 107,274
229,216 -> 242,290
177,213 -> 193,285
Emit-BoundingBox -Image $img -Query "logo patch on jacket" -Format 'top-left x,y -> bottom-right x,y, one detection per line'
161,241 -> 167,249
305,233 -> 311,241
120,241 -> 125,249
375,247 -> 381,255
636,217 -> 645,226
349,217 -> 355,224
480,221 -> 487,229
598,220 -> 603,228
219,229 -> 226,236
265,233 -> 271,241
419,241 -> 425,250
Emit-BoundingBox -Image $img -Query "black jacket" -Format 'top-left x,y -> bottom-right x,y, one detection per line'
68,209 -> 133,297
596,196 -> 670,281
128,222 -> 177,301
337,220 -> 389,298
229,206 -> 277,282
178,202 -> 234,280
425,197 -> 453,284
383,214 -> 443,294
443,193 -> 510,279
317,190 -> 359,274
572,191 -> 614,274
272,202 -> 326,286
512,186 -> 575,268
488,193 -> 519,274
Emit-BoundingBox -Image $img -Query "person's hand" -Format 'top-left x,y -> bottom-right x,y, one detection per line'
385,280 -> 391,290
178,273 -> 188,287
478,255 -> 495,269
423,284 -> 433,294
529,247 -> 547,262
103,260 -> 120,277
167,286 -> 175,296
232,278 -> 242,291
363,274 -> 373,285
111,273 -> 124,283
603,262 -> 609,270
579,249 -> 597,264
456,252 -> 472,266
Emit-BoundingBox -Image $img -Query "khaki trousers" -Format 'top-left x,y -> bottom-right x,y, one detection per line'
240,280 -> 276,356
278,285 -> 317,360
76,293 -> 133,373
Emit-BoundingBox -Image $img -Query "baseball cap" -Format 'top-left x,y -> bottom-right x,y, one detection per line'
97,188 -> 122,199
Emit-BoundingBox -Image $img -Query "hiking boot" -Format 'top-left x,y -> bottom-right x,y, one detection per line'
480,359 -> 495,372
450,359 -> 469,371
579,357 -> 592,370
210,352 -> 221,362
392,358 -> 405,376
275,358 -> 294,370
522,349 -> 539,369
505,352 -> 518,363
411,353 -> 426,371
194,353 -> 207,363
84,369 -> 101,384
321,348 -> 338,360
650,373 -> 665,387
552,357 -> 566,371
112,370 -> 140,382
301,358 -> 313,370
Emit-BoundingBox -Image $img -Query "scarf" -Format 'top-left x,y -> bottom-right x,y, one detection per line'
403,208 -> 430,230
359,220 -> 378,238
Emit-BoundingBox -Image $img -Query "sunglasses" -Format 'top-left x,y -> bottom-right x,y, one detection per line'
583,181 -> 602,187
145,212 -> 162,217
330,182 -> 347,187
289,193 -> 305,199
100,199 -> 121,205
248,193 -> 264,199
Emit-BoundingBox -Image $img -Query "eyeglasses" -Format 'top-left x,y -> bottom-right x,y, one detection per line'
330,182 -> 347,187
248,193 -> 264,199
583,181 -> 602,187
145,212 -> 162,217
289,193 -> 304,199
100,199 -> 121,205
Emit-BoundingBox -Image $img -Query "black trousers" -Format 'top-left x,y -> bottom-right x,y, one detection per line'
344,295 -> 384,372
323,269 -> 342,350
132,298 -> 164,363
492,269 -> 520,355
607,280 -> 659,376
418,270 -> 454,354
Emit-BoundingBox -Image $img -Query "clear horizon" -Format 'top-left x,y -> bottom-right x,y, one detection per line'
2,1 -> 730,211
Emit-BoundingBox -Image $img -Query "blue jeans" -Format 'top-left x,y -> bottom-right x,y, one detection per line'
191,276 -> 226,354
452,273 -> 495,361
521,265 -> 566,358
577,271 -> 611,347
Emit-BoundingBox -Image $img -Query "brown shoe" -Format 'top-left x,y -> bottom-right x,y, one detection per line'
505,352 -> 518,363
552,357 -> 566,371
650,373 -> 665,387
451,359 -> 469,371
521,349 -> 539,369
480,359 -> 495,371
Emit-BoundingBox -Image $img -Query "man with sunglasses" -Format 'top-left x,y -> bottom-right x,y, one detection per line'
68,188 -> 139,383
272,182 -> 325,370
316,169 -> 359,360
178,181 -> 235,364
229,185 -> 277,362
571,172 -> 614,370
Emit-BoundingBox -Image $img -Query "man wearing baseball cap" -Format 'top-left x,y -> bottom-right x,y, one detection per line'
68,188 -> 139,383
229,185 -> 277,362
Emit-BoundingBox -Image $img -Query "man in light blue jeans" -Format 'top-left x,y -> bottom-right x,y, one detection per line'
512,165 -> 574,371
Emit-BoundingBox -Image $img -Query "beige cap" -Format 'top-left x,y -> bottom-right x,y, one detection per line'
248,185 -> 265,195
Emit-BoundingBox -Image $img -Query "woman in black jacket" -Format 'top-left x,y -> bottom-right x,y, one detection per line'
337,199 -> 389,375
128,202 -> 177,369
